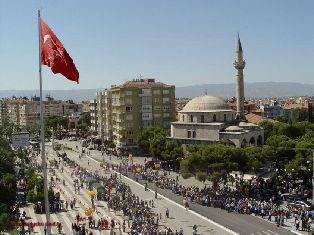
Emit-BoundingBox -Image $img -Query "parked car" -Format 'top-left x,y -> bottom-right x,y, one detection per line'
287,200 -> 314,210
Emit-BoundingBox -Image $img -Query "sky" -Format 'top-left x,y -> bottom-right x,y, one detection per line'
0,0 -> 313,90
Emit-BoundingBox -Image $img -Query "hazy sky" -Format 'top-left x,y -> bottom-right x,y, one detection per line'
0,0 -> 313,90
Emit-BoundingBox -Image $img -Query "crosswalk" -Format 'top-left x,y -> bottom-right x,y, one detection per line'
251,230 -> 280,235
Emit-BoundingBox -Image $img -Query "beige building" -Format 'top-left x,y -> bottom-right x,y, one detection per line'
94,79 -> 175,148
0,96 -> 83,128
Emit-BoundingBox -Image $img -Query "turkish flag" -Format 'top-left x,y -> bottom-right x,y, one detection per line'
40,18 -> 79,83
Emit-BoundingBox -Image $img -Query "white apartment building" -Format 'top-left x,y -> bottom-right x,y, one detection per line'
96,90 -> 112,142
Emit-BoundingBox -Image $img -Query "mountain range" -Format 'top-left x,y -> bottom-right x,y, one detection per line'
0,82 -> 313,102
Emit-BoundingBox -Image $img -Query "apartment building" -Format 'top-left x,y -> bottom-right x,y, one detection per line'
0,96 -> 83,128
96,89 -> 112,142
89,99 -> 97,132
108,78 -> 175,148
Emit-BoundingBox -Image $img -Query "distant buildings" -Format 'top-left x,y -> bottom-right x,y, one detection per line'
0,95 -> 83,128
92,78 -> 175,148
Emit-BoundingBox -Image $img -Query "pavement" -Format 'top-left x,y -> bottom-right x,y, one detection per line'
56,139 -> 309,235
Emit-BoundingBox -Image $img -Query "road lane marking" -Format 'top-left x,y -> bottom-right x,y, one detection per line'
261,231 -> 271,235
290,230 -> 303,235
267,230 -> 279,235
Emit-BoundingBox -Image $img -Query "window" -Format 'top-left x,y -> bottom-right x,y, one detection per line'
163,89 -> 169,95
126,106 -> 132,112
213,114 -> 216,122
182,115 -> 185,122
126,130 -> 133,136
193,131 -> 196,138
125,91 -> 133,96
153,90 -> 161,95
201,115 -> 204,123
190,115 -> 193,122
126,98 -> 132,105
142,113 -> 152,120
154,97 -> 161,103
154,113 -> 161,118
141,96 -> 152,105
163,121 -> 170,128
126,122 -> 133,128
187,130 -> 191,138
163,97 -> 170,103
163,113 -> 170,118
163,105 -> 170,111
154,106 -> 161,111
142,105 -> 152,112
141,89 -> 151,95
224,114 -> 227,122
126,114 -> 133,120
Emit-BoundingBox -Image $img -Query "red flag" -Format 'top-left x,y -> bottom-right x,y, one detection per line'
40,18 -> 79,83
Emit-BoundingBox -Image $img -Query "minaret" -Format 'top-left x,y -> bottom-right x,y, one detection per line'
233,33 -> 246,120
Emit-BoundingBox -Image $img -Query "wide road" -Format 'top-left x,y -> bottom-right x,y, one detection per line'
55,143 -> 237,235
58,140 -> 302,235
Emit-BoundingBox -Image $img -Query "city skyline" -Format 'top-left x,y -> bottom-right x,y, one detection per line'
0,0 -> 314,90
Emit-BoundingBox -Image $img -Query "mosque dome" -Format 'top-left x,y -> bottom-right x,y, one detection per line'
182,95 -> 230,112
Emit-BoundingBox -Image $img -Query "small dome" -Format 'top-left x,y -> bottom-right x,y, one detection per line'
182,95 -> 230,112
239,122 -> 258,127
225,126 -> 243,131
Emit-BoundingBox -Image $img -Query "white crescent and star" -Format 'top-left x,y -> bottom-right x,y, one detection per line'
43,34 -> 51,44
43,34 -> 62,59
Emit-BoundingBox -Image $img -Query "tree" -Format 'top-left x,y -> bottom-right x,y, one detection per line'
0,137 -> 17,232
0,120 -> 14,140
24,123 -> 40,138
259,120 -> 274,141
137,127 -> 169,156
161,140 -> 183,161
149,133 -> 167,159
79,112 -> 91,127
292,108 -> 308,122
46,115 -> 68,130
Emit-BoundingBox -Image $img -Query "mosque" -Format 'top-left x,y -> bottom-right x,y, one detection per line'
170,35 -> 264,147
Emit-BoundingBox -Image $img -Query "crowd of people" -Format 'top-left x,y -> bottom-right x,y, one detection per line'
122,162 -> 313,232
57,151 -> 175,235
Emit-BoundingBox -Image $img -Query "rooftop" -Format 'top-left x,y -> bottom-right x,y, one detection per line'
112,79 -> 173,89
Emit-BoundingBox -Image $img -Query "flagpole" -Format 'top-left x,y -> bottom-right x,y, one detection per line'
38,9 -> 51,235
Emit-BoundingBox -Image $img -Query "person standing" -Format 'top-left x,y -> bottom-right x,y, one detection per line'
295,217 -> 300,230
166,208 -> 169,218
